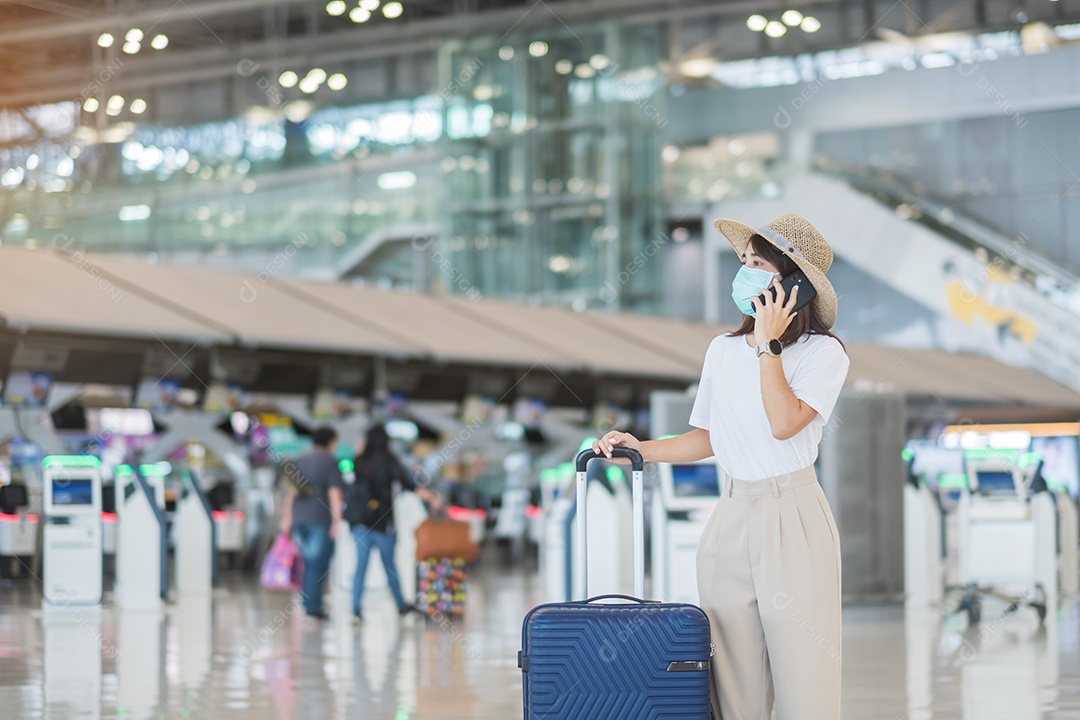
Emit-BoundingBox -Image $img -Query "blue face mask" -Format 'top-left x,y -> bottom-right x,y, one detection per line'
731,266 -> 777,317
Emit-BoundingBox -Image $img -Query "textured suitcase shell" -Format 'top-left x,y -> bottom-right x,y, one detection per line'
520,599 -> 712,720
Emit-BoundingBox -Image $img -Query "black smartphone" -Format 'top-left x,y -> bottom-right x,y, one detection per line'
757,268 -> 816,312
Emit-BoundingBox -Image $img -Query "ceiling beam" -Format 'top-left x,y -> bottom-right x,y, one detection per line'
0,0 -> 302,45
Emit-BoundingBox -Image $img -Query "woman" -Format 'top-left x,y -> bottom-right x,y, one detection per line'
594,213 -> 850,720
347,425 -> 440,622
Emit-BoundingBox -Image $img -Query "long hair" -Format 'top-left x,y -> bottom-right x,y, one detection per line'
355,424 -> 396,472
727,234 -> 844,350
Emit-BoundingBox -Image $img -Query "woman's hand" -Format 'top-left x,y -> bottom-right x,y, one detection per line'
592,430 -> 642,459
750,278 -> 799,345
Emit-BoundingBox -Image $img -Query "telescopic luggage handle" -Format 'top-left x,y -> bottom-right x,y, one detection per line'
574,447 -> 644,473
573,447 -> 646,601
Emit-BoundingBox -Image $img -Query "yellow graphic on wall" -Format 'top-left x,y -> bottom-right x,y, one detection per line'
944,262 -> 1038,346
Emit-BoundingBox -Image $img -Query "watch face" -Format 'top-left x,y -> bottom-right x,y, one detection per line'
768,339 -> 783,355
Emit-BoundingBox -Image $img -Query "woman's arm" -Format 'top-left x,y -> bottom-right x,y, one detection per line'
752,278 -> 819,441
759,357 -> 818,440
593,428 -> 713,464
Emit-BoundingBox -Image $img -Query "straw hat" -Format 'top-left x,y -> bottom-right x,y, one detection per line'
713,212 -> 838,329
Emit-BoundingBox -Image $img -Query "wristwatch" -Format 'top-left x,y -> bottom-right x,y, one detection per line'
756,339 -> 783,358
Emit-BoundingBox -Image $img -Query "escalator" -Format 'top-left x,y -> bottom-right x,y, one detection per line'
715,161 -> 1080,392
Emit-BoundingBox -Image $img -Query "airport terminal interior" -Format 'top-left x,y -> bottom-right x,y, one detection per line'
4,0 -> 1080,718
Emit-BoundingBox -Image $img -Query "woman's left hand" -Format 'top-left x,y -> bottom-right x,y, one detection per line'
750,278 -> 799,345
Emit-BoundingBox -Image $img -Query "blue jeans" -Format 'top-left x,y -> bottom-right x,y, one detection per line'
352,525 -> 407,614
291,522 -> 334,615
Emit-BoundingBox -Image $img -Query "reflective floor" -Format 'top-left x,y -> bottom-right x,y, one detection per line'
2,565 -> 1079,719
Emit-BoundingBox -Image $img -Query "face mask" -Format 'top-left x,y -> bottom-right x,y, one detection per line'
731,265 -> 778,317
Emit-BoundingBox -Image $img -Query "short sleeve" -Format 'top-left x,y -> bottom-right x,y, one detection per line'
327,456 -> 345,489
789,337 -> 850,427
689,338 -> 719,430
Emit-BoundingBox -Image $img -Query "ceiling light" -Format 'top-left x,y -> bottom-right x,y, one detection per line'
130,98 -> 147,114
547,255 -> 571,273
279,70 -> 298,87
746,15 -> 768,31
679,58 -> 716,78
298,77 -> 319,94
765,21 -> 787,37
83,98 -> 99,112
327,73 -> 347,90
97,32 -> 114,48
574,64 -> 596,78
326,0 -> 346,15
349,7 -> 371,22
306,68 -> 327,83
498,45 -> 514,60
555,59 -> 573,74
801,16 -> 821,32
119,205 -> 151,222
529,41 -> 549,57
360,0 -> 380,10
107,94 -> 125,109
382,2 -> 403,18
125,28 -> 143,42
123,41 -> 141,54
782,10 -> 804,26
377,171 -> 417,189
150,34 -> 168,49
589,53 -> 611,69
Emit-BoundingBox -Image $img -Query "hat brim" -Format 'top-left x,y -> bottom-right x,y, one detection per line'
713,218 -> 838,329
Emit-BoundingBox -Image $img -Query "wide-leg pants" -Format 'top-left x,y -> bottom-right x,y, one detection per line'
696,466 -> 842,720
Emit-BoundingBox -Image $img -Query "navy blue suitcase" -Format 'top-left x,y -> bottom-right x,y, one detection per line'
519,448 -> 713,720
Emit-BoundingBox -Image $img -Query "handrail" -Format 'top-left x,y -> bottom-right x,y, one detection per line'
813,158 -> 1080,305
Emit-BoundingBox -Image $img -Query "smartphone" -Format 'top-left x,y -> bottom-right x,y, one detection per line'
757,268 -> 816,312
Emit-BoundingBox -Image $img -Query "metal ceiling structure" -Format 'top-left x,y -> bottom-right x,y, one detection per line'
2,0 -> 1078,112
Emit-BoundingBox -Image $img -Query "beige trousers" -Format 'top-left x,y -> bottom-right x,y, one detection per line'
696,467 -> 842,720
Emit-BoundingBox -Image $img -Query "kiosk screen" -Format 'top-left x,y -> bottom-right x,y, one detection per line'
671,464 -> 720,498
974,470 -> 1015,495
52,478 -> 94,506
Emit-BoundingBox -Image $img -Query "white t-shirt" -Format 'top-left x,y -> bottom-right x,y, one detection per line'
689,333 -> 850,481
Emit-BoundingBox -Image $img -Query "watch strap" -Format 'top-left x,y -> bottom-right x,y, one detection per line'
756,340 -> 781,357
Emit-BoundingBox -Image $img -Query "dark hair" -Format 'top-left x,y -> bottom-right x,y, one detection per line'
311,426 -> 338,448
358,424 -> 391,461
727,234 -> 844,350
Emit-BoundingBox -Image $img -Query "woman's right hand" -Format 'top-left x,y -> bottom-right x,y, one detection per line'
592,430 -> 642,460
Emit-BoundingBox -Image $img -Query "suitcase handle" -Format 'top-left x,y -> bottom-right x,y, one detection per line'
574,447 -> 646,601
579,594 -> 657,605
575,447 -> 643,472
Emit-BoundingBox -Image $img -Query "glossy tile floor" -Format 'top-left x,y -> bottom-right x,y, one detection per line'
2,564 -> 1079,719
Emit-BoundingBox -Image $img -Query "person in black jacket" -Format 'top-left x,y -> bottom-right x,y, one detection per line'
347,424 -> 440,622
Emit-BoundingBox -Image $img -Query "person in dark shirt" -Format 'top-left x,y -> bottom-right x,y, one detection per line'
280,425 -> 344,619
347,424 -> 440,622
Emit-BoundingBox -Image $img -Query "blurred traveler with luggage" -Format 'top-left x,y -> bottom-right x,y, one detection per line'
346,424 -> 441,622
279,425 -> 344,620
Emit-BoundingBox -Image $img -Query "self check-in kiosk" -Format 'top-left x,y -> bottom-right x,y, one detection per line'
42,455 -> 103,607
114,464 -> 167,610
175,469 -> 216,596
651,459 -> 721,605
0,483 -> 37,578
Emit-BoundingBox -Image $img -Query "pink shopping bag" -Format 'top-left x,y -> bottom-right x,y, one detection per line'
260,533 -> 303,590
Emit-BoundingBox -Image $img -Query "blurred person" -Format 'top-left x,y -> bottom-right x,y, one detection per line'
594,214 -> 849,720
347,424 -> 441,622
279,425 -> 343,620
